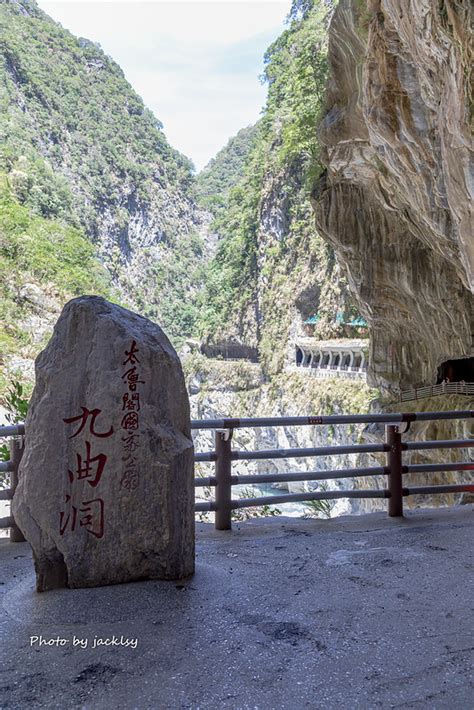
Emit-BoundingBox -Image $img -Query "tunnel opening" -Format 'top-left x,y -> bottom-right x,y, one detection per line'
296,347 -> 303,366
341,353 -> 351,368
436,357 -> 474,383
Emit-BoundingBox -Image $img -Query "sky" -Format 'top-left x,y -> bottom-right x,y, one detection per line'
38,0 -> 293,170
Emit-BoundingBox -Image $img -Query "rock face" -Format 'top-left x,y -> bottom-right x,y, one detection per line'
313,0 -> 473,394
13,296 -> 194,591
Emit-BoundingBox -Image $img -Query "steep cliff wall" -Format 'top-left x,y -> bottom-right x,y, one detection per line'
186,354 -> 378,518
313,0 -> 473,394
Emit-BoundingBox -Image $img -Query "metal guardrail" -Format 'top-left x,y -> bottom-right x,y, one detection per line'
1,413 -> 473,537
291,364 -> 366,380
400,382 -> 474,401
189,410 -> 474,430
192,410 -> 474,529
0,425 -> 26,542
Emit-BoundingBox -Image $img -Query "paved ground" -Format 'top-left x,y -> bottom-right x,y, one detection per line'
0,506 -> 472,710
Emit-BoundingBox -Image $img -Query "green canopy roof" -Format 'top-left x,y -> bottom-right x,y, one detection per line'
304,313 -> 367,327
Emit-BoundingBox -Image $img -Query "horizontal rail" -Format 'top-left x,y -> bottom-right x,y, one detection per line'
230,466 -> 387,485
4,414 -> 474,434
190,410 -> 473,430
195,439 -> 474,463
194,477 -> 217,487
195,501 -> 215,512
404,439 -> 474,451
195,452 -> 217,463
193,466 -> 387,488
0,425 -> 25,437
404,484 -> 474,496
230,489 -> 389,508
0,516 -> 14,529
404,462 -> 474,474
194,481 -> 472,514
231,443 -> 386,461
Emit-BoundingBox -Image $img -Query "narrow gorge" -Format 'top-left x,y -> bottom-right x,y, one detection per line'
0,0 -> 472,517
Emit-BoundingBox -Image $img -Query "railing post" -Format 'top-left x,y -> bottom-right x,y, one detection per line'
386,425 -> 403,517
10,438 -> 26,542
215,429 -> 233,530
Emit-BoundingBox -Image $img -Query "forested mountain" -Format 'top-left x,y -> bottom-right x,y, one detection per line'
0,0 -> 207,358
194,124 -> 259,216
0,0 -> 361,392
195,0 -> 357,373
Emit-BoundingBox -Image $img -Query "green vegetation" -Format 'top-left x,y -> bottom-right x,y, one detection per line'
196,132 -> 266,344
195,0 -> 355,373
194,124 -> 259,215
0,175 -> 112,366
183,352 -> 263,393
273,371 -> 378,415
0,379 -> 29,481
0,0 -> 204,352
232,486 -> 282,521
0,0 -> 366,406
303,482 -> 335,519
133,231 -> 208,346
0,0 -> 193,229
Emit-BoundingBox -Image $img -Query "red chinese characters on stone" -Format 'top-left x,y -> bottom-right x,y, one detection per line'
61,406 -> 113,538
60,495 -> 104,539
78,498 -> 105,539
120,340 -> 144,492
121,451 -> 137,464
122,434 -> 140,452
68,441 -> 107,487
121,367 -> 145,392
59,494 -> 76,536
121,412 -> 139,430
123,340 -> 140,366
122,393 -> 140,412
63,407 -> 114,439
120,470 -> 139,491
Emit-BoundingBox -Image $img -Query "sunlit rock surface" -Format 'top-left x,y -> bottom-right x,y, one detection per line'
13,297 -> 194,591
313,0 -> 473,393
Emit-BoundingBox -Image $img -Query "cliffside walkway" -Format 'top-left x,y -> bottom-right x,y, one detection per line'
294,337 -> 368,380
1,507 -> 472,709
400,381 -> 474,401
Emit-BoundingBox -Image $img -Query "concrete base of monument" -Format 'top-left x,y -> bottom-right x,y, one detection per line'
0,506 -> 472,709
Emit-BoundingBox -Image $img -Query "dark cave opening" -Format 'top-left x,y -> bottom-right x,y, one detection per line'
436,357 -> 474,383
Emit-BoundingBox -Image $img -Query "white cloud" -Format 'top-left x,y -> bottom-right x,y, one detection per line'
38,1 -> 292,169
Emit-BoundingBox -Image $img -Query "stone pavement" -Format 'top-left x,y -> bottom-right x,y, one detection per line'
0,507 -> 472,709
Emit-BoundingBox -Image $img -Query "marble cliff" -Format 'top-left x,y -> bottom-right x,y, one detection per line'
313,0 -> 473,394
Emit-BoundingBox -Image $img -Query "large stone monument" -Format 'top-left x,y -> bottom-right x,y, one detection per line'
13,296 -> 195,591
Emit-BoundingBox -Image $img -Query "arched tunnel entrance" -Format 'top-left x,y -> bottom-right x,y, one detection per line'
437,357 -> 474,383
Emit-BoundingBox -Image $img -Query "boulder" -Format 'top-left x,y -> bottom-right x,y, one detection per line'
13,296 -> 195,591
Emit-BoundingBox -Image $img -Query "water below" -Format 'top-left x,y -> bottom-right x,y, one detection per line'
233,482 -> 351,518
